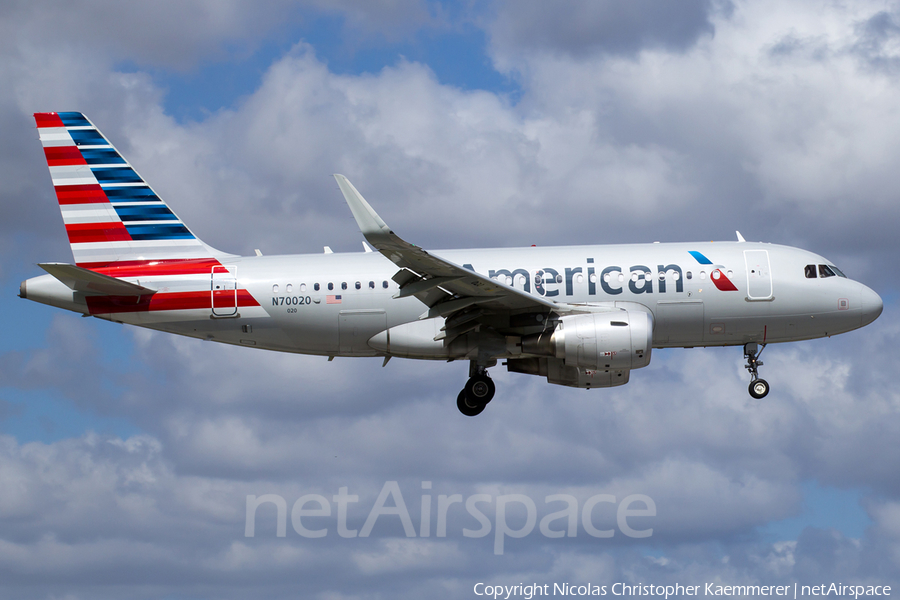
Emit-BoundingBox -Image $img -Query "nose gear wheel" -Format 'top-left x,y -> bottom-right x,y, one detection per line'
744,342 -> 769,399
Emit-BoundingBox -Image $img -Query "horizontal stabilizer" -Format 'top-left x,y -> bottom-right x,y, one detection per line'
38,263 -> 156,296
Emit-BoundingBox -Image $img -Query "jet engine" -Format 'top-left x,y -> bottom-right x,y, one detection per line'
512,310 -> 653,388
522,310 -> 653,370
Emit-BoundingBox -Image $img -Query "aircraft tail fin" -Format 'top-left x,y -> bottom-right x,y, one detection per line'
33,112 -> 230,268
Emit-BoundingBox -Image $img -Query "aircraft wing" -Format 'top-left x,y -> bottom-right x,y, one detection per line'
39,263 -> 156,296
334,174 -> 558,319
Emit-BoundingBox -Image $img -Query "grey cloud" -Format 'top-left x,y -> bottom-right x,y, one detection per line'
853,10 -> 900,72
0,316 -> 128,419
0,0 -> 290,71
768,34 -> 831,62
304,0 -> 435,41
488,0 -> 725,62
791,527 -> 863,580
0,0 -> 437,78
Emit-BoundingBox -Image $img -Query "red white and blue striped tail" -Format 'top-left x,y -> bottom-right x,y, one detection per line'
34,112 -> 230,268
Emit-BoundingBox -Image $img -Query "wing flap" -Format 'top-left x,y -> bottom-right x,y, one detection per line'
394,275 -> 463,299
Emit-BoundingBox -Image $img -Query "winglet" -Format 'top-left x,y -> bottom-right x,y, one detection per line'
333,174 -> 393,246
736,231 -> 746,242
329,175 -> 560,314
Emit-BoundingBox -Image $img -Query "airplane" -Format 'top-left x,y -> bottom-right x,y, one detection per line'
20,112 -> 884,416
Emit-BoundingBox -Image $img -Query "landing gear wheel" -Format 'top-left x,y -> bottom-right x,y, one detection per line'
458,363 -> 496,417
749,379 -> 770,399
457,390 -> 485,417
465,374 -> 495,404
743,342 -> 769,399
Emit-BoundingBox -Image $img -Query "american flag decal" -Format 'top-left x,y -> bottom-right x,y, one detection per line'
326,295 -> 342,304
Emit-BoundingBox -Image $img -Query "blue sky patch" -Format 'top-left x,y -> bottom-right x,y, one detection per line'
761,480 -> 871,540
130,9 -> 520,124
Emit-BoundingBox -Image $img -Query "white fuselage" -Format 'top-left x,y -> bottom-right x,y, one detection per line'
22,241 -> 883,359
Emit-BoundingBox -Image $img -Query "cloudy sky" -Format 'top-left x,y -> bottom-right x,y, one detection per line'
2,0 -> 899,598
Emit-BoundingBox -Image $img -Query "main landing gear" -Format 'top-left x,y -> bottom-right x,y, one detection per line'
457,362 -> 496,417
744,342 -> 769,399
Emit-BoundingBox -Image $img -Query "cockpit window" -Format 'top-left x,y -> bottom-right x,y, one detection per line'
819,264 -> 836,278
830,265 -> 847,278
804,265 -> 817,279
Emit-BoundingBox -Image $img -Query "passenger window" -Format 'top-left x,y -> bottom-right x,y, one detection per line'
369,281 -> 375,289
328,283 -> 333,291
272,284 -> 279,293
341,282 -> 348,290
314,283 -> 320,291
382,281 -> 389,289
819,264 -> 836,278
686,271 -> 692,280
805,265 -> 817,279
355,281 -> 361,290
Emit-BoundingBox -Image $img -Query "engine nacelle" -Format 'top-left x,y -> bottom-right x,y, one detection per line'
557,311 -> 653,370
522,310 -> 653,371
507,356 -> 631,389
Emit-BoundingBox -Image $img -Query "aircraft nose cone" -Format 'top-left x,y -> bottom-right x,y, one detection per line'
860,285 -> 883,327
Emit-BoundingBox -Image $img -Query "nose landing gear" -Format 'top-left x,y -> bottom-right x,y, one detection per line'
456,362 -> 496,416
744,342 -> 769,399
